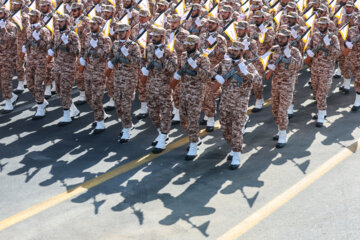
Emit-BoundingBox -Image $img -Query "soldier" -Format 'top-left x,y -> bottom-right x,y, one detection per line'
184,4 -> 205,36
23,9 -> 52,119
107,23 -> 141,143
199,16 -> 227,132
346,16 -> 360,111
116,0 -> 139,28
141,27 -> 177,153
64,0 -> 73,15
267,29 -> 302,148
80,16 -> 111,133
306,17 -> 340,127
212,41 -> 260,169
39,0 -> 56,99
71,2 -> 91,105
0,7 -> 18,113
250,10 -> 275,112
171,35 -> 210,160
166,14 -> 189,125
50,14 -> 81,126
12,0 -> 31,95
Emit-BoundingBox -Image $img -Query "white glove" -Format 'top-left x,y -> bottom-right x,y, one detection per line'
22,45 -> 27,53
195,17 -> 202,27
121,45 -> 129,56
259,23 -> 265,32
306,49 -> 315,58
238,62 -> 248,75
141,67 -> 149,76
207,35 -> 216,45
345,41 -> 353,49
268,64 -> 276,71
0,20 -> 5,29
173,71 -> 181,80
187,57 -> 197,69
32,31 -> 40,41
110,27 -> 114,36
284,46 -> 291,58
61,33 -> 69,45
215,75 -> 225,84
323,35 -> 331,46
107,60 -> 114,69
243,39 -> 250,50
90,38 -> 98,48
80,57 -> 86,66
291,29 -> 298,39
155,48 -> 164,59
48,49 -> 54,57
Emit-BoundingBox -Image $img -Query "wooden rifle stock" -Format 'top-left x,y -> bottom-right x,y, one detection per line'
211,80 -> 222,93
343,47 -> 350,56
105,68 -> 112,77
170,78 -> 179,90
304,56 -> 312,67
265,69 -> 273,81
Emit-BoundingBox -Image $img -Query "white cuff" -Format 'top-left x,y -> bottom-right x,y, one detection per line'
306,50 -> 314,58
268,64 -> 275,71
48,49 -> 54,57
346,41 -> 353,49
215,75 -> 225,84
174,72 -> 181,80
107,61 -> 114,69
187,58 -> 197,69
80,57 -> 86,66
22,45 -> 27,53
141,67 -> 149,76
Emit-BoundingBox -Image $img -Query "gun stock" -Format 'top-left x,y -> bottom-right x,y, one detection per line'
304,56 -> 312,67
105,68 -> 112,77
211,80 -> 222,93
343,48 -> 350,56
140,74 -> 148,85
265,70 -> 273,81
170,78 -> 179,90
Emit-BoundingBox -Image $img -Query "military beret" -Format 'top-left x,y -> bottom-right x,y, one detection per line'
318,16 -> 328,24
221,5 -> 233,12
191,3 -> 202,10
28,9 -> 41,17
103,4 -> 115,12
236,21 -> 249,29
150,26 -> 166,36
229,41 -> 245,51
167,14 -> 181,23
71,2 -> 83,10
58,13 -> 70,21
277,28 -> 291,37
39,0 -> 51,6
139,9 -> 150,17
184,35 -> 200,45
207,16 -> 219,24
90,16 -> 104,25
286,12 -> 298,18
346,1 -> 354,7
116,23 -> 130,32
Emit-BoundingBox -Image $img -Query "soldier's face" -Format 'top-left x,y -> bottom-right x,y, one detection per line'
229,49 -> 241,59
72,8 -> 81,18
313,3 -> 320,9
318,10 -> 326,17
318,23 -> 327,33
40,4 -> 50,13
280,0 -> 289,7
170,21 -> 180,30
139,15 -> 149,23
221,11 -> 231,20
254,17 -> 263,26
207,21 -> 218,32
59,20 -> 66,29
287,7 -> 295,13
185,44 -> 196,53
13,3 -> 21,11
124,0 -> 132,8
288,17 -> 296,26
152,35 -> 163,44
91,22 -> 99,32
346,6 -> 354,14
157,4 -> 166,12
191,9 -> 200,18
277,35 -> 288,47
236,28 -> 246,37
30,16 -> 39,24
117,31 -> 128,40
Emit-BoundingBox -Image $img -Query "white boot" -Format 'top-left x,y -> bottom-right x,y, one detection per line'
288,104 -> 294,118
227,150 -> 234,161
229,152 -> 241,170
206,117 -> 215,132
152,128 -> 161,146
242,114 -> 249,135
119,128 -> 130,143
11,93 -> 18,104
140,102 -> 148,114
3,99 -> 14,113
33,100 -> 48,119
333,67 -> 342,78
51,81 -> 56,93
58,110 -> 72,126
352,93 -> 360,112
172,107 -> 180,122
276,130 -> 287,148
153,133 -> 167,153
94,120 -> 105,134
185,142 -> 198,160
252,98 -> 264,112
104,98 -> 115,110
316,110 -> 327,127
76,91 -> 86,104
15,81 -> 24,92
204,115 -> 208,121
70,103 -> 80,118
44,85 -> 51,97
343,78 -> 351,90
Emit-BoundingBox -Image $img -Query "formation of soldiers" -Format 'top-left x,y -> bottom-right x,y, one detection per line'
1,0 -> 360,169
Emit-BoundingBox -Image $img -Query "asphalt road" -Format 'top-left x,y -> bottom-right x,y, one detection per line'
0,69 -> 359,240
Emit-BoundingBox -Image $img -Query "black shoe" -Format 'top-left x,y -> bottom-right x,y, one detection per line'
333,74 -> 341,79
57,121 -> 71,126
316,122 -> 323,128
206,126 -> 214,132
276,143 -> 286,148
152,147 -> 165,154
93,128 -> 105,134
308,81 -> 312,89
51,91 -> 57,95
227,154 -> 233,161
118,138 -> 129,144
13,89 -> 24,94
288,114 -> 293,119
339,86 -> 345,91
229,164 -> 240,170
171,120 -> 180,125
343,89 -> 350,95
32,115 -> 45,120
351,105 -> 360,112
186,141 -> 202,151
312,114 -> 327,120
185,154 -> 196,161
251,107 -> 262,113
1,109 -> 13,114
104,105 -> 115,111
136,113 -> 148,119
75,100 -> 87,105
44,95 -> 51,100
273,135 -> 279,141
199,119 -> 207,125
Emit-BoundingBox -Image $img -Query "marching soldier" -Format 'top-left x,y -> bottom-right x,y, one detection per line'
212,41 -> 260,169
141,27 -> 177,153
267,29 -> 302,148
25,9 -> 52,119
12,0 -> 30,95
184,4 -> 206,36
80,16 -> 111,133
107,23 -> 141,143
199,16 -> 227,132
171,35 -> 210,160
50,14 -> 81,126
0,7 -> 18,113
116,0 -> 139,28
306,17 -> 340,127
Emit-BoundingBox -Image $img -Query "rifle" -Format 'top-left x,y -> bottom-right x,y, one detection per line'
304,33 -> 335,67
343,30 -> 360,56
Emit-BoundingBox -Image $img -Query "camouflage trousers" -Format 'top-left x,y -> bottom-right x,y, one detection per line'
0,58 -> 15,99
106,71 -> 114,98
45,61 -> 54,86
180,91 -> 205,143
202,81 -> 221,117
253,61 -> 265,100
113,77 -> 136,129
54,63 -> 76,109
75,60 -> 85,91
338,53 -> 352,79
16,44 -> 26,82
350,54 -> 360,93
26,58 -> 47,103
271,81 -> 294,130
84,64 -> 106,121
172,83 -> 180,108
219,91 -> 248,152
147,84 -> 172,134
311,73 -> 332,111
137,73 -> 147,102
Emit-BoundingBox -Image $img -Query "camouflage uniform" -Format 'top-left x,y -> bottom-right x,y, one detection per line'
347,25 -> 360,94
144,29 -> 177,134
184,4 -> 206,36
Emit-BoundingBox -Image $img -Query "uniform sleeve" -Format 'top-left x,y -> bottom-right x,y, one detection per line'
263,28 -> 275,51
164,49 -> 177,73
131,42 -> 142,65
198,55 -> 210,80
2,22 -> 17,40
289,47 -> 303,72
329,34 -> 341,58
39,28 -> 51,50
69,31 -> 81,56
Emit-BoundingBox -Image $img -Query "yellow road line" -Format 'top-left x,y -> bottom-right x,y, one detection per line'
0,98 -> 272,232
217,139 -> 360,240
